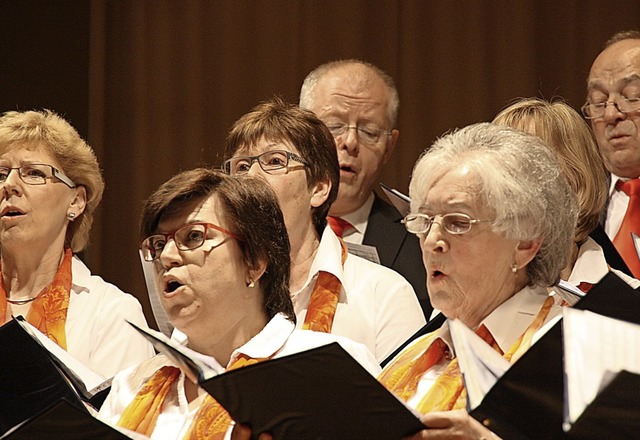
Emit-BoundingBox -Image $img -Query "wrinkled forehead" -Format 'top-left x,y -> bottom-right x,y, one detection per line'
0,142 -> 58,164
589,41 -> 640,85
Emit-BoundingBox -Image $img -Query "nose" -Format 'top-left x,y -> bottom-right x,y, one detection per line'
602,101 -> 626,124
244,159 -> 263,176
158,238 -> 182,268
1,169 -> 22,198
421,220 -> 449,253
335,128 -> 359,156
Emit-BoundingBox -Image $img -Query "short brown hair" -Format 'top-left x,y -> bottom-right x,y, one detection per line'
0,109 -> 104,252
493,98 -> 608,244
224,97 -> 339,237
140,168 -> 295,322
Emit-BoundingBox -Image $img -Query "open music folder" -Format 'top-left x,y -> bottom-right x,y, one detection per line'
455,272 -> 640,439
128,321 -> 426,440
0,318 -> 111,434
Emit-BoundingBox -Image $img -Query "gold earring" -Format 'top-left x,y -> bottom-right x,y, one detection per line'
67,212 -> 76,220
511,263 -> 518,273
247,279 -> 255,288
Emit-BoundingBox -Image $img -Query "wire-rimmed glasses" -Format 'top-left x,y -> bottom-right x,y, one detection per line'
0,164 -> 76,188
141,222 -> 242,261
402,213 -> 491,236
324,121 -> 392,146
581,97 -> 640,119
222,150 -> 309,176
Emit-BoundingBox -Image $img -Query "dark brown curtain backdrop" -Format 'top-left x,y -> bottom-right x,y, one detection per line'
3,1 -> 640,328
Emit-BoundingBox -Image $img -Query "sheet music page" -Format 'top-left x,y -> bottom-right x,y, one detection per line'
449,319 -> 511,410
127,320 -> 223,383
562,307 -> 640,428
17,319 -> 107,391
380,183 -> 411,216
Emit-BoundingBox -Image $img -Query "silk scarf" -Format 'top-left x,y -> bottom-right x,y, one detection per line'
0,247 -> 73,350
302,238 -> 348,333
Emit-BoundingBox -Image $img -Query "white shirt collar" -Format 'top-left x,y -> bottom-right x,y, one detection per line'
340,193 -> 375,237
436,285 -> 552,355
567,237 -> 609,285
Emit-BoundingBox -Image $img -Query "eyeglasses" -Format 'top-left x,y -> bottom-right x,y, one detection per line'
141,222 -> 242,261
402,213 -> 491,236
222,150 -> 309,176
324,121 -> 391,146
581,97 -> 640,119
0,164 -> 76,188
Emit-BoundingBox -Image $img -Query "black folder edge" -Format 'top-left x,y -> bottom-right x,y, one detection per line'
12,317 -> 111,408
468,272 -> 640,440
565,370 -> 640,439
198,342 -> 426,440
1,398 -> 129,440
0,319 -> 89,434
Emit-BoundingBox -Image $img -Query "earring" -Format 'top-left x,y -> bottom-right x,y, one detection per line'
247,279 -> 255,288
67,212 -> 76,220
511,263 -> 518,273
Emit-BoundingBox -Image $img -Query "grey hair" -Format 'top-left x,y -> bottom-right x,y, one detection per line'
299,59 -> 400,127
409,123 -> 578,287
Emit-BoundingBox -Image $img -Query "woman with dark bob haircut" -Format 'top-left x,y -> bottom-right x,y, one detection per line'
99,168 -> 379,439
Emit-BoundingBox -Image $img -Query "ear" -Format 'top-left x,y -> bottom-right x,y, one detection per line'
513,238 -> 543,270
68,186 -> 87,217
247,259 -> 268,286
381,128 -> 399,166
310,177 -> 331,209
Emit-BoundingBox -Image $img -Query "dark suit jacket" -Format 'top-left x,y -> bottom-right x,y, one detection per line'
363,193 -> 433,319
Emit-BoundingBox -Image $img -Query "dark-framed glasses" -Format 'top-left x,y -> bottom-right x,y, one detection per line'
402,213 -> 491,236
581,97 -> 640,119
141,222 -> 242,261
0,163 -> 76,188
222,150 -> 309,176
324,121 -> 391,146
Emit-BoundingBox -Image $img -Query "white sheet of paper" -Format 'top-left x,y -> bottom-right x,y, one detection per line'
449,318 -> 511,411
562,307 -> 640,429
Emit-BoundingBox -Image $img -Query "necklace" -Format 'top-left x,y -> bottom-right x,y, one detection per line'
5,296 -> 38,305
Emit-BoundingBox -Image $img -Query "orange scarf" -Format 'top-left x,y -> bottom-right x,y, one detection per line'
379,295 -> 555,413
0,248 -> 73,350
118,354 -> 269,439
302,239 -> 348,333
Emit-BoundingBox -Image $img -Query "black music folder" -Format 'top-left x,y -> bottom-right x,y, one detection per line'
0,399 -> 129,440
0,318 -> 111,434
466,272 -> 640,440
199,343 -> 426,440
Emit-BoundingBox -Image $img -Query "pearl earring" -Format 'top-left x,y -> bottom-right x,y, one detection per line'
511,264 -> 518,273
67,212 -> 76,220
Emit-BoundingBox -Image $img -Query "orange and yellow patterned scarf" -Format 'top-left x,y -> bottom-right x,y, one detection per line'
379,295 -> 555,413
0,247 -> 73,350
118,354 -> 269,439
302,239 -> 348,333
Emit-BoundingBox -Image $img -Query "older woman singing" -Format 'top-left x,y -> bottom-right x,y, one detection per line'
378,123 -> 578,439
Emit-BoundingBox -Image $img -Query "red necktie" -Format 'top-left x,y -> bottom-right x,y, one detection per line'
613,179 -> 640,278
327,216 -> 353,238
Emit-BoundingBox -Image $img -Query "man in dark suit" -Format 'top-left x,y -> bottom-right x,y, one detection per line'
584,31 -> 640,278
300,60 -> 432,318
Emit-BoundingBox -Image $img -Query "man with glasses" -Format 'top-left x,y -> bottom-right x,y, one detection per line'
299,60 -> 431,319
223,97 -> 426,364
584,31 -> 640,277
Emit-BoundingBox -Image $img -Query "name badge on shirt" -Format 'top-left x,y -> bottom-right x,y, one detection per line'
344,243 -> 381,264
